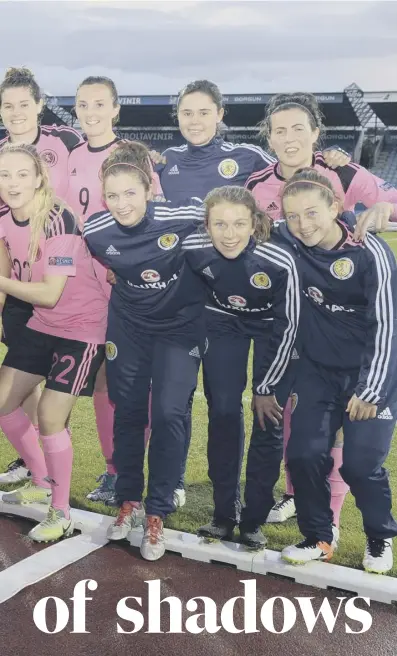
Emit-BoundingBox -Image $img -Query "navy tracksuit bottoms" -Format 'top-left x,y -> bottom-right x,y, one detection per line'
287,356 -> 397,544
106,305 -> 203,518
203,309 -> 293,526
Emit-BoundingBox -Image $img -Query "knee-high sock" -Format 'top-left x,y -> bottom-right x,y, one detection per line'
41,430 -> 73,518
329,446 -> 349,527
0,408 -> 50,488
283,398 -> 294,496
93,391 -> 116,475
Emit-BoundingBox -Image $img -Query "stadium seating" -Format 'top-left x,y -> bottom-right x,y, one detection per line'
371,145 -> 397,186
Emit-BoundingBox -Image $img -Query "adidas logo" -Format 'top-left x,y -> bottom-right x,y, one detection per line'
189,346 -> 201,358
377,407 -> 393,420
168,165 -> 179,175
71,168 -> 77,176
266,202 -> 279,213
202,266 -> 214,279
291,348 -> 299,360
106,245 -> 120,255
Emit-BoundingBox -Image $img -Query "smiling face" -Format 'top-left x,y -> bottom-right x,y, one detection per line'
0,87 -> 43,139
268,107 -> 319,171
75,83 -> 119,139
0,151 -> 41,211
283,188 -> 339,249
177,91 -> 224,146
206,201 -> 255,258
103,171 -> 151,227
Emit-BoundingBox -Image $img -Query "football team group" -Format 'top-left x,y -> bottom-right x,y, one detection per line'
0,67 -> 396,573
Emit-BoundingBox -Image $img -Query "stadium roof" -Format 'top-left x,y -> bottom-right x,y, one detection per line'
364,92 -> 397,127
49,92 -> 361,128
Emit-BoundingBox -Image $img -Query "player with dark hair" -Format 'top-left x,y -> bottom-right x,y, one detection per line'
66,76 -> 159,504
276,168 -> 397,575
154,80 -> 349,508
245,91 -> 397,525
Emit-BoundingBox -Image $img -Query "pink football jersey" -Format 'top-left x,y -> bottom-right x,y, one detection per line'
66,137 -> 163,295
245,152 -> 397,221
0,206 -> 108,344
0,125 -> 83,201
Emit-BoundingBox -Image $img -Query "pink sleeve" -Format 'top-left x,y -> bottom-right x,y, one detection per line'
0,221 -> 6,239
151,171 -> 163,196
248,182 -> 269,212
345,167 -> 397,219
44,234 -> 80,277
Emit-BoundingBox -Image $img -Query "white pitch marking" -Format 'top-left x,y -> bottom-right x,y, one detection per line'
0,531 -> 108,605
0,501 -> 396,606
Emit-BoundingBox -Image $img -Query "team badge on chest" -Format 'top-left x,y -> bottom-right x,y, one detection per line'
228,295 -> 247,308
218,158 -> 239,179
141,269 -> 161,282
158,233 -> 179,250
250,272 -> 271,289
330,257 -> 354,280
41,149 -> 58,167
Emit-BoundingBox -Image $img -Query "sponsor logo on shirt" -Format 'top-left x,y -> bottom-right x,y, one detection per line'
41,149 -> 58,168
250,272 -> 271,289
290,392 -> 298,412
141,269 -> 161,282
168,165 -> 179,175
158,233 -> 179,250
128,272 -> 178,290
308,286 -> 324,305
71,168 -> 77,176
304,288 -> 354,313
48,256 -> 74,266
189,346 -> 201,358
105,341 -> 118,361
228,295 -> 247,308
330,257 -> 354,280
291,348 -> 299,360
218,158 -> 239,179
106,245 -> 121,255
